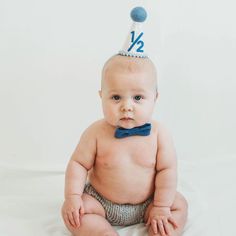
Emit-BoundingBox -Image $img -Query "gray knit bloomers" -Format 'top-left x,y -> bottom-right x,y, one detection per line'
84,183 -> 152,226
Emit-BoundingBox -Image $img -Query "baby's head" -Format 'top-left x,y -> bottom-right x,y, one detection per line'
99,54 -> 158,129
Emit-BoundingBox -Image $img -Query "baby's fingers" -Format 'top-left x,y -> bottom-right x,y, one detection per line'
68,212 -> 76,227
168,216 -> 178,229
80,204 -> 85,216
72,210 -> 80,228
151,219 -> 158,235
163,219 -> 171,236
157,219 -> 166,236
63,213 -> 71,228
146,217 -> 151,226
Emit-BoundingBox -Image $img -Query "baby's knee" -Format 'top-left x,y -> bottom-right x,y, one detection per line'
172,192 -> 188,211
178,193 -> 188,215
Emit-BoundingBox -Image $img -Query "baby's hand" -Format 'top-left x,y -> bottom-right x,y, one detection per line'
61,195 -> 84,229
146,206 -> 178,236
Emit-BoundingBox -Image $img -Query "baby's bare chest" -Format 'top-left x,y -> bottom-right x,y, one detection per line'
96,136 -> 158,169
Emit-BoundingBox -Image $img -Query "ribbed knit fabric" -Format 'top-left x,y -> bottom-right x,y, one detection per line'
84,183 -> 152,226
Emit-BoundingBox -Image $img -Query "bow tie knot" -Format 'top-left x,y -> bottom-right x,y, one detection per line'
114,123 -> 151,138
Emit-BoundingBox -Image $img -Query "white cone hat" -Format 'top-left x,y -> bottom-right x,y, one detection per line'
119,7 -> 148,58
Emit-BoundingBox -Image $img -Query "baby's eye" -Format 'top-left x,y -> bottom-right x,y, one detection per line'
134,95 -> 143,101
112,95 -> 121,101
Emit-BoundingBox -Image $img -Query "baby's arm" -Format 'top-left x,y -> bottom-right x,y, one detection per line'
153,124 -> 177,207
146,124 -> 178,235
65,125 -> 97,197
62,123 -> 97,228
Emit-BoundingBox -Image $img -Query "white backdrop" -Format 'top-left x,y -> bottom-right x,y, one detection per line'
0,0 -> 235,170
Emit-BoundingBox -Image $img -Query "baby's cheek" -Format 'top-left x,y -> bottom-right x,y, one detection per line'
104,107 -> 118,124
138,107 -> 153,122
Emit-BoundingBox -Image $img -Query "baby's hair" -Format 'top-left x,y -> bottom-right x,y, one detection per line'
101,54 -> 158,96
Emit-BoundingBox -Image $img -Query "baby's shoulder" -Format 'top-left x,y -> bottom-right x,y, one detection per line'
151,120 -> 165,133
153,121 -> 175,148
82,119 -> 107,136
152,120 -> 172,138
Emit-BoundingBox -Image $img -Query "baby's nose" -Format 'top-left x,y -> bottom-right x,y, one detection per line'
121,100 -> 133,112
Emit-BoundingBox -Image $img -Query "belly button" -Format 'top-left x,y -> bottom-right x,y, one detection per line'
103,162 -> 109,167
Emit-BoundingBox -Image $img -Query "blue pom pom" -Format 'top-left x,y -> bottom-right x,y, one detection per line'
130,7 -> 147,23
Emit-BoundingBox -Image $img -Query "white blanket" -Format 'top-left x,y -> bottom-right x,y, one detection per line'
1,159 -> 231,236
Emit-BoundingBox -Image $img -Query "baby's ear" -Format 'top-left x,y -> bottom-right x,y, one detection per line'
155,92 -> 159,101
99,90 -> 102,98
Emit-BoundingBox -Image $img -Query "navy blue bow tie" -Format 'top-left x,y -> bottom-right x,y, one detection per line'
114,123 -> 151,138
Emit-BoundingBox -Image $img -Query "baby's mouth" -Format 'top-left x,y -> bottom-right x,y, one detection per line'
120,117 -> 134,121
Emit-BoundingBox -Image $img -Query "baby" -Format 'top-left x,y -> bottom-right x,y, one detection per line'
61,54 -> 188,236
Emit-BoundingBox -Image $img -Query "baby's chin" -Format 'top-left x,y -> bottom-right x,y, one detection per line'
105,118 -> 148,129
117,120 -> 147,129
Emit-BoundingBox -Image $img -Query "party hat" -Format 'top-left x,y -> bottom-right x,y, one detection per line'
119,6 -> 148,58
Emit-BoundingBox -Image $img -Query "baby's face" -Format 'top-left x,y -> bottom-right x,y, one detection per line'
100,56 -> 157,129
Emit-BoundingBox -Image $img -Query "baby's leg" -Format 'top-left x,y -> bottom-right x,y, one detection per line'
145,192 -> 188,236
65,193 -> 118,236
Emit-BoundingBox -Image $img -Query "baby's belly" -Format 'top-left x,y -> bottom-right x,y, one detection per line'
88,166 -> 156,204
